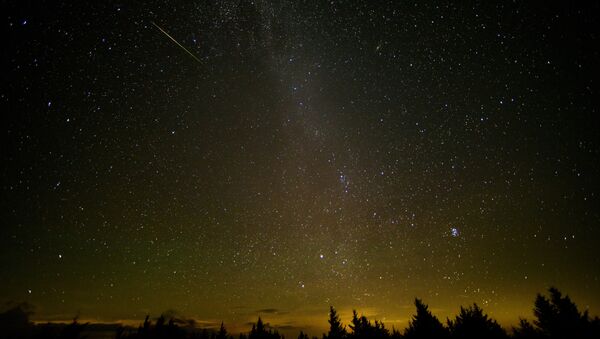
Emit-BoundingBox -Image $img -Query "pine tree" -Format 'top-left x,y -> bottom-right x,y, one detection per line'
404,298 -> 447,339
447,303 -> 506,339
532,287 -> 599,338
217,322 -> 228,339
324,306 -> 346,339
512,318 -> 543,339
348,310 -> 385,339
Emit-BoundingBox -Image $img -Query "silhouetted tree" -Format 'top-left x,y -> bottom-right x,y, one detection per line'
58,317 -> 87,339
155,315 -> 166,338
348,310 -> 364,339
349,310 -> 363,338
249,317 -> 280,339
138,315 -> 151,338
512,318 -> 543,339
528,287 -> 599,339
348,310 -> 389,339
0,303 -> 34,339
126,315 -> 186,339
404,298 -> 447,339
447,303 -> 506,339
390,328 -> 402,339
373,320 -> 390,338
167,317 -> 186,339
588,316 -> 600,337
217,322 -> 228,339
324,306 -> 346,339
3,288 -> 600,339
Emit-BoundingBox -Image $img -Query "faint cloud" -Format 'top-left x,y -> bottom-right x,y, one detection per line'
160,309 -> 216,328
193,320 -> 221,329
272,323 -> 302,331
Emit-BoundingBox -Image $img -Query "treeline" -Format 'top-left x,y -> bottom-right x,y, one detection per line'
1,287 -> 598,339
320,287 -> 599,339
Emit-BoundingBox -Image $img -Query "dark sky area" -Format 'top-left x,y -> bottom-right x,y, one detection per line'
2,0 -> 600,335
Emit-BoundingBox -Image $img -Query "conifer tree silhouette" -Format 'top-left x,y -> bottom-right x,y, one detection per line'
249,317 -> 281,339
348,310 -> 363,339
324,306 -> 346,339
404,298 -> 448,339
348,310 -> 389,339
389,327 -> 402,339
512,318 -> 543,339
373,319 -> 389,338
529,287 -> 599,338
3,287 -> 600,339
138,315 -> 151,337
447,303 -> 506,339
217,322 -> 228,339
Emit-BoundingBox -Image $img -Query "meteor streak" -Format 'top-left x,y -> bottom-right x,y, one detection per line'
151,21 -> 202,64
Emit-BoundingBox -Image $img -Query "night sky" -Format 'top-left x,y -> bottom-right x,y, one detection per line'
2,1 -> 600,335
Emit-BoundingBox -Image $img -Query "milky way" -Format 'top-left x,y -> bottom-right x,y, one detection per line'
2,1 -> 600,335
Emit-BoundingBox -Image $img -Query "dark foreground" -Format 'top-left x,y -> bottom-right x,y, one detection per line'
1,287 -> 598,339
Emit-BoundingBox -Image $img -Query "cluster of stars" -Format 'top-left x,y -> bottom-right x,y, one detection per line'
2,0 -> 599,333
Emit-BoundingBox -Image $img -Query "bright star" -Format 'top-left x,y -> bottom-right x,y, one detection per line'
451,228 -> 460,237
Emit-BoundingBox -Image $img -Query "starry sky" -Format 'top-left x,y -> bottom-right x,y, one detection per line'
2,0 -> 600,335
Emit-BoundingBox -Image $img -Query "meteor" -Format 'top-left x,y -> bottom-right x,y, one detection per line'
151,21 -> 202,64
